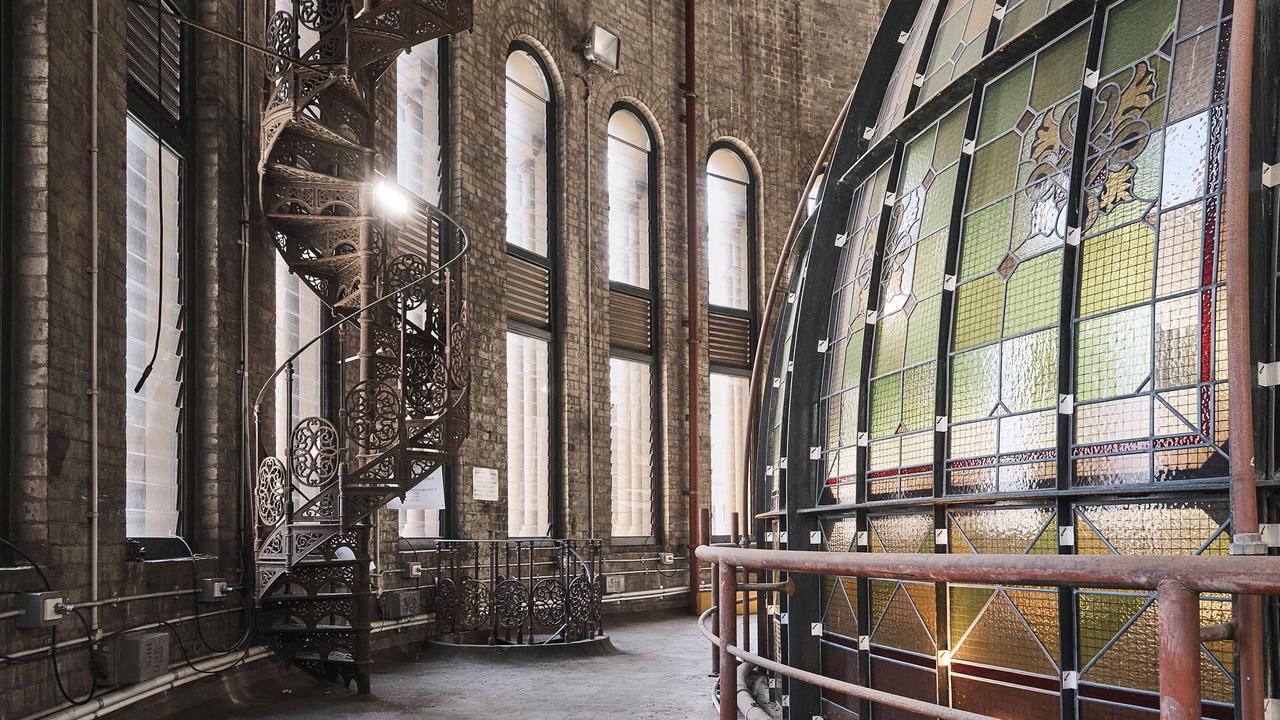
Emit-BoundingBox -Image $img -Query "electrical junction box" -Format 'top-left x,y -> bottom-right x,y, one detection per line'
658,552 -> 675,565
407,562 -> 423,578
381,589 -> 422,620
97,632 -> 170,685
17,592 -> 64,629
198,577 -> 227,604
605,574 -> 625,594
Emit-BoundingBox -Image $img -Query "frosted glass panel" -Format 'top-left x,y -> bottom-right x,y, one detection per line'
707,148 -> 752,310
607,111 -> 651,289
505,51 -> 550,257
397,39 -> 443,206
507,331 -> 551,537
125,117 -> 182,538
610,357 -> 653,537
711,372 -> 749,535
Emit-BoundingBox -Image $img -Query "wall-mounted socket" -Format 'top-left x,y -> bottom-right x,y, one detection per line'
605,574 -> 625,594
198,578 -> 227,604
658,552 -> 675,565
18,592 -> 64,629
407,562 -> 423,578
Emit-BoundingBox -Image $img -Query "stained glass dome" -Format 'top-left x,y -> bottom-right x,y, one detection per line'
759,0 -> 1257,714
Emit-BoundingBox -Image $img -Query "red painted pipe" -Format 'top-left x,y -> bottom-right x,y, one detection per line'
1157,580 -> 1202,720
718,561 -> 738,720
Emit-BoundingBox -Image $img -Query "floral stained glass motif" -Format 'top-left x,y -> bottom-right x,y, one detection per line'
946,23 -> 1089,495
1072,0 -> 1231,487
920,0 -> 999,101
1075,501 -> 1234,706
867,102 -> 969,501
818,162 -> 893,505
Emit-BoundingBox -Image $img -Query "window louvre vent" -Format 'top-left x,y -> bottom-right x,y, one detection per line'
708,311 -> 751,368
507,253 -> 550,329
609,290 -> 651,352
127,2 -> 183,124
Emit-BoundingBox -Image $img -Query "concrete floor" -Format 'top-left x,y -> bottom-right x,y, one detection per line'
191,612 -> 718,720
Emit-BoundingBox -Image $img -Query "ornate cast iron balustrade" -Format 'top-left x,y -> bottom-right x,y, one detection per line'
433,540 -> 605,646
251,0 -> 473,693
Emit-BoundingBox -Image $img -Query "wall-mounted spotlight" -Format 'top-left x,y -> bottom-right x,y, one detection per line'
579,23 -> 621,73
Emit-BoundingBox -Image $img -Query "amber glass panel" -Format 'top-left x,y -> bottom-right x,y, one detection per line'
1075,500 -> 1234,705
1072,0 -> 1230,488
868,514 -> 936,662
946,23 -> 1089,495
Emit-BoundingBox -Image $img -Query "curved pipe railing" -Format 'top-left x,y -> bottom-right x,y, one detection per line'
696,544 -> 1280,720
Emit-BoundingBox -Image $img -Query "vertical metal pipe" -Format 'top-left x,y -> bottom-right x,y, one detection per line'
1223,0 -> 1266,712
684,0 -> 703,614
1156,580 -> 1202,720
732,511 -> 749,652
88,0 -> 101,637
719,561 -> 738,720
711,559 -> 721,675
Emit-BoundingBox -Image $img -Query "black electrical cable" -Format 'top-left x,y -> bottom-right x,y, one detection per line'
173,536 -> 254,654
154,620 -> 251,675
132,0 -> 166,394
0,538 -> 96,704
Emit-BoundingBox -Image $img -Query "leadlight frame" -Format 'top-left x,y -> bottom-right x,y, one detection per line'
759,0 -> 1278,714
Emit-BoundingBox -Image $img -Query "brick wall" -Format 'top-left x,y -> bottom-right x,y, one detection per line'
0,0 -> 885,715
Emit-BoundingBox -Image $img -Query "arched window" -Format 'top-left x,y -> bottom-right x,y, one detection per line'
504,47 -> 556,538
706,144 -> 757,537
395,37 -> 448,538
606,107 -> 658,539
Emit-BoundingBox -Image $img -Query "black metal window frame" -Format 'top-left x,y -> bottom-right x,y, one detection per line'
124,0 -> 198,553
505,41 -> 563,539
606,101 -> 663,546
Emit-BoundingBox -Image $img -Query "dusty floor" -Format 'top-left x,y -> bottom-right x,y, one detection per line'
191,611 -> 718,720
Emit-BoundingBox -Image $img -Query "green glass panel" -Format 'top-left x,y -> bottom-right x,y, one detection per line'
1000,328 -> 1059,412
954,274 -> 1004,349
914,231 -> 948,296
842,328 -> 864,387
1098,0 -> 1177,78
977,62 -> 1033,145
1079,222 -> 1155,317
872,310 -> 908,375
1076,305 -> 1152,401
902,126 -> 939,191
934,101 -> 971,168
902,362 -> 937,431
927,9 -> 968,75
870,373 -> 903,437
904,294 -> 943,366
1003,249 -> 1063,336
922,166 -> 960,236
995,0 -> 1048,45
949,586 -> 996,646
951,345 -> 999,421
959,197 -> 1012,281
967,132 -> 1022,208
1029,25 -> 1089,109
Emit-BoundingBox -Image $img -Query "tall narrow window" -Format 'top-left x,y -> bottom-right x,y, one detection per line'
507,331 -> 551,537
397,39 -> 444,207
607,107 -> 658,538
706,144 -> 757,537
125,118 -> 183,538
505,47 -> 557,537
273,257 -> 324,454
395,37 -> 448,538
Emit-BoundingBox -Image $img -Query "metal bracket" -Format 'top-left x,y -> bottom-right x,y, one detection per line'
780,532 -> 789,544
834,232 -> 848,248
935,415 -> 949,432
992,4 -> 1006,19
780,612 -> 789,625
810,446 -> 823,460
817,339 -> 829,353
1083,69 -> 1098,89
913,73 -> 924,88
883,192 -> 897,208
897,30 -> 910,44
1264,698 -> 1279,720
1263,163 -> 1279,189
866,310 -> 879,326
935,528 -> 948,546
1259,361 -> 1280,387
857,531 -> 869,548
858,635 -> 870,651
810,531 -> 823,544
937,650 -> 952,667
1058,394 -> 1075,415
943,274 -> 957,291
858,432 -> 869,447
863,126 -> 876,140
1059,525 -> 1076,547
961,138 -> 975,155
1066,226 -> 1081,246
780,457 -> 789,470
1062,671 -> 1079,690
811,623 -> 824,636
773,377 -> 783,388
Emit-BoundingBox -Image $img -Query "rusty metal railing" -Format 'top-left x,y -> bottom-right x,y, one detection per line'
696,544 -> 1280,720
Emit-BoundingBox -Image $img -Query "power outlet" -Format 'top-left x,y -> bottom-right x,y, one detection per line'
407,562 -> 423,578
604,575 -> 625,594
198,578 -> 227,604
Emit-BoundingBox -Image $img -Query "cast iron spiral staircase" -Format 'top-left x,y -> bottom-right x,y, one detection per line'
251,0 -> 472,692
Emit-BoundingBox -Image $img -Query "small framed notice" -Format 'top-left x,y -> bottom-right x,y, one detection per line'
473,467 -> 499,502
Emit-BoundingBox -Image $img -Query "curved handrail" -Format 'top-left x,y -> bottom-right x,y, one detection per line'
253,188 -> 470,412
